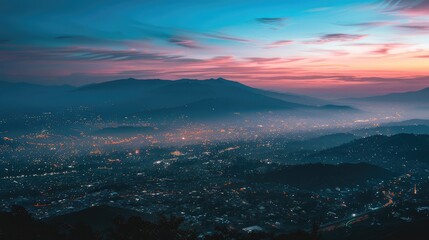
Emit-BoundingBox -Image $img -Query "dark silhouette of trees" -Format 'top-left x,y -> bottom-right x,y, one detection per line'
0,205 -> 64,240
69,223 -> 102,240
110,214 -> 197,240
0,206 -> 319,240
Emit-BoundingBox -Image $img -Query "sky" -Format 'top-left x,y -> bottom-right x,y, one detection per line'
1,0 -> 429,98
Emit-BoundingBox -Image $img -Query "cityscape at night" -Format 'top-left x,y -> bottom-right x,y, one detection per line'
1,1 -> 429,240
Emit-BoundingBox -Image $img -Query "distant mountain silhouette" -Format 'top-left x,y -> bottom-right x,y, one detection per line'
0,78 -> 355,117
74,78 -> 314,110
352,125 -> 429,137
349,119 -> 429,136
344,86 -> 429,106
253,163 -> 392,189
0,81 -> 74,114
381,119 -> 429,126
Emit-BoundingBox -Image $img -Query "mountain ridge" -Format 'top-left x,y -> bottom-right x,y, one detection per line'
0,78 -> 357,118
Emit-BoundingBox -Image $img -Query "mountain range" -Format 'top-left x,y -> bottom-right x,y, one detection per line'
343,87 -> 429,107
0,78 -> 354,117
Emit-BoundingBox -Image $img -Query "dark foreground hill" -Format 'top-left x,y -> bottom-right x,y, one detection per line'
0,205 -> 318,240
253,163 -> 392,190
47,205 -> 156,233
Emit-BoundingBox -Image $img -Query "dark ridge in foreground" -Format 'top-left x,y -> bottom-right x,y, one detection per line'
0,205 -> 319,240
47,205 -> 156,233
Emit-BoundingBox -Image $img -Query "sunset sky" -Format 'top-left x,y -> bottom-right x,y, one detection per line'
1,0 -> 429,97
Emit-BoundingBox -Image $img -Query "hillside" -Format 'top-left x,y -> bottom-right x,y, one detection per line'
253,163 -> 392,190
304,134 -> 429,170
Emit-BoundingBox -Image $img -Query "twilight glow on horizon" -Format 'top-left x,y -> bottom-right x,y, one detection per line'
1,0 -> 429,98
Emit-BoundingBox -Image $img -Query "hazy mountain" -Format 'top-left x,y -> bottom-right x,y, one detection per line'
344,86 -> 429,106
1,78 -> 355,117
350,119 -> 429,136
286,133 -> 358,152
74,78 -> 320,110
247,88 -> 331,106
381,119 -> 429,126
352,125 -> 429,137
0,81 -> 75,114
253,163 -> 392,190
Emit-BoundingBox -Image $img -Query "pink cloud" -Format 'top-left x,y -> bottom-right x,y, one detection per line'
266,40 -> 294,48
304,34 -> 367,44
367,43 -> 407,55
415,55 -> 429,58
396,23 -> 429,33
2,42 -> 429,98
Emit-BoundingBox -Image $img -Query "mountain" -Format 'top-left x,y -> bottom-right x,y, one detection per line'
74,78 -> 316,110
249,89 -> 331,106
381,119 -> 429,127
350,119 -> 429,136
286,133 -> 358,152
303,134 -> 429,171
1,78 -> 355,117
344,86 -> 429,106
0,81 -> 75,114
352,125 -> 429,137
253,163 -> 392,190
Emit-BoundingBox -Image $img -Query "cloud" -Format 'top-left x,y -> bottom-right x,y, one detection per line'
339,21 -> 394,28
0,45 -> 186,62
245,57 -> 304,64
305,34 -> 366,44
414,54 -> 429,58
169,37 -> 201,48
203,33 -> 250,43
345,42 -> 408,55
2,43 -> 429,98
266,40 -> 293,48
379,0 -> 429,15
311,49 -> 349,56
370,45 -> 395,55
255,17 -> 288,25
396,23 -> 429,33
54,35 -> 122,46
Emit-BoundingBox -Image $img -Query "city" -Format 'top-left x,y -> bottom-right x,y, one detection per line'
1,0 -> 429,239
